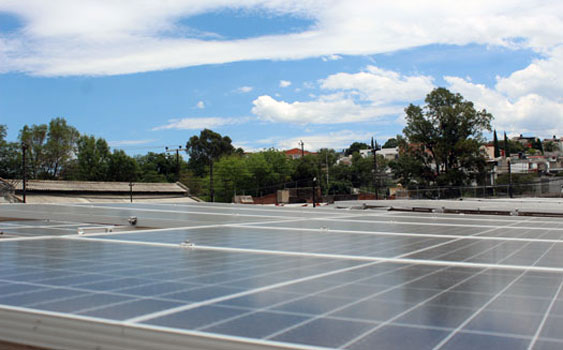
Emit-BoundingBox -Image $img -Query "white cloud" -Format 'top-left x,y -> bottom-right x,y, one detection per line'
445,51 -> 563,138
495,47 -> 563,100
320,66 -> 434,104
322,54 -> 342,61
196,100 -> 205,109
252,94 -> 401,124
235,86 -> 253,93
279,80 -> 292,88
152,117 -> 249,131
252,66 -> 432,124
108,139 -> 157,146
270,130 -> 376,151
1,1 -> 562,76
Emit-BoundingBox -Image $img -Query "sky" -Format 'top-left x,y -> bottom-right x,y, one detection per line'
0,0 -> 562,154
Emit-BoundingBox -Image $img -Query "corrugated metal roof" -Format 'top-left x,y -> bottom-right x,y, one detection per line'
11,180 -> 188,193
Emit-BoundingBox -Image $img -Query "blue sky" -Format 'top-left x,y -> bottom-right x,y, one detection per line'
1,1 -> 562,154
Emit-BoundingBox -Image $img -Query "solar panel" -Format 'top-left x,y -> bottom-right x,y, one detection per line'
1,201 -> 563,350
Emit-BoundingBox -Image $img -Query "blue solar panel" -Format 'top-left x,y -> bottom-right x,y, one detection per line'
1,201 -> 563,349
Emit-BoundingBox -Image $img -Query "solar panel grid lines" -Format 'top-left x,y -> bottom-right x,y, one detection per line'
260,226 -> 546,348
2,201 -> 563,350
430,237 -> 563,350
527,278 -> 563,350
340,223 -> 560,349
125,259 -> 383,324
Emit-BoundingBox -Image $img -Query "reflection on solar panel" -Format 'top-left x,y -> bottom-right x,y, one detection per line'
1,201 -> 563,350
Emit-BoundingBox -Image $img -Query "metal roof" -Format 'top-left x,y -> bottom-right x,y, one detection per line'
10,180 -> 188,194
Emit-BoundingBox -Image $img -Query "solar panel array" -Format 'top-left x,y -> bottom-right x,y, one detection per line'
1,202 -> 563,349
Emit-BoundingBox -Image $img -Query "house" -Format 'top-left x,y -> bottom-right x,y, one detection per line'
283,148 -> 315,160
359,147 -> 399,161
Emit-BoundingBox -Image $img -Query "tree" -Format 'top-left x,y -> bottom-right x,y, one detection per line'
345,142 -> 369,156
73,135 -> 111,180
402,88 -> 493,187
44,118 -> 79,178
493,130 -> 500,158
185,129 -> 236,202
504,132 -> 510,157
382,138 -> 398,149
19,123 -> 48,178
0,125 -> 21,179
106,150 -> 139,182
137,152 -> 183,183
19,118 -> 79,179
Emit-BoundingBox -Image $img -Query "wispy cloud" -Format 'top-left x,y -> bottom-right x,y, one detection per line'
108,139 -> 157,147
152,117 -> 250,131
252,66 -> 432,125
279,80 -> 292,88
234,86 -> 253,93
1,1 -> 561,76
269,130 -> 376,151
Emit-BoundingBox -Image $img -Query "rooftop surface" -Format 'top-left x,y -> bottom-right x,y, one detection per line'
1,200 -> 563,349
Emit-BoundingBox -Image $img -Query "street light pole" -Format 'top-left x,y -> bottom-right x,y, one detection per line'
312,177 -> 317,208
129,182 -> 134,203
21,142 -> 27,204
371,137 -> 379,200
508,158 -> 513,198
165,146 -> 183,182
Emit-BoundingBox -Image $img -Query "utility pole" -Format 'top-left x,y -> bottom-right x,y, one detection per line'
371,137 -> 379,200
21,142 -> 27,204
508,158 -> 513,198
325,151 -> 329,196
129,182 -> 134,203
165,145 -> 183,181
299,140 -> 304,158
312,177 -> 317,208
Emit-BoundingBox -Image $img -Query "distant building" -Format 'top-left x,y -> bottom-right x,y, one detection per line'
283,148 -> 315,160
8,179 -> 194,203
359,147 -> 399,160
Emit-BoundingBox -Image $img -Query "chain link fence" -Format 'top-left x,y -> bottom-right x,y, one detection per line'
394,177 -> 563,200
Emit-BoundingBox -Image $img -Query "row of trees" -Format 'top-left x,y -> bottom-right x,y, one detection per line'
0,119 -> 183,183
1,88 -> 501,201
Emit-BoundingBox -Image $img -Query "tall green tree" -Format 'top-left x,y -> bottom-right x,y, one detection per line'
504,132 -> 510,157
44,118 -> 79,178
19,123 -> 48,178
345,142 -> 370,156
493,130 -> 500,158
0,125 -> 21,179
382,138 -> 398,149
19,118 -> 79,179
73,135 -> 111,180
402,88 -> 493,186
106,150 -> 139,182
185,129 -> 236,202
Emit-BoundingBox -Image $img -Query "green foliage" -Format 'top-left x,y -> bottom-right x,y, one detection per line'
106,150 -> 140,182
401,88 -> 492,186
496,173 -> 537,195
19,123 -> 48,178
137,152 -> 185,183
185,129 -> 236,202
493,130 -> 500,158
0,125 -> 21,179
72,135 -> 111,180
345,142 -> 369,156
18,118 -> 79,179
185,129 -> 235,176
382,138 -> 398,148
544,141 -> 556,152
